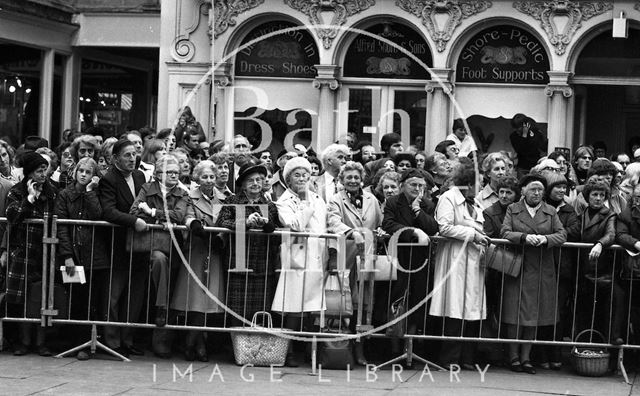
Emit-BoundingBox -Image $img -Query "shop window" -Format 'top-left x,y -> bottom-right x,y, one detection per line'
233,108 -> 312,157
0,43 -> 41,147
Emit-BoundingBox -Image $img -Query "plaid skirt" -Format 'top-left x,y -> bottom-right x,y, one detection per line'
226,273 -> 276,322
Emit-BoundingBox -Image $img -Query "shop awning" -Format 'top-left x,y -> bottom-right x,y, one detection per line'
453,84 -> 548,122
234,79 -> 320,112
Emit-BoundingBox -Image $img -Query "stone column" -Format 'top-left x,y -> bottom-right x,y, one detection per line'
62,51 -> 81,133
39,49 -> 55,141
545,71 -> 573,151
425,68 -> 454,152
313,65 -> 340,152
213,61 -> 233,142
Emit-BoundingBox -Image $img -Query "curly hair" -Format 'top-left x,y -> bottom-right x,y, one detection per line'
583,180 -> 610,200
338,161 -> 364,182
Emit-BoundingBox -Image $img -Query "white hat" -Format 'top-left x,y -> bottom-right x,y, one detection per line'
282,157 -> 312,184
634,148 -> 640,159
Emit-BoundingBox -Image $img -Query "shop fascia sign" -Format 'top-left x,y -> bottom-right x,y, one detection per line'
456,26 -> 550,84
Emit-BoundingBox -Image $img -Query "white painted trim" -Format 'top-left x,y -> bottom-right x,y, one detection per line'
72,13 -> 160,47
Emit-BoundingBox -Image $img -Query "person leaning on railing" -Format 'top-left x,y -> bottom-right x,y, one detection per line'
130,154 -> 190,329
170,160 -> 227,362
215,158 -> 280,325
574,181 -> 624,349
430,159 -> 491,370
500,173 -> 567,375
271,157 -> 327,367
381,168 -> 439,337
54,157 -> 109,361
615,183 -> 640,341
327,160 -> 385,366
2,152 -> 57,357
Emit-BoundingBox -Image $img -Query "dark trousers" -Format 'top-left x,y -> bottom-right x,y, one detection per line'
577,278 -> 625,342
103,267 -> 147,349
438,317 -> 480,366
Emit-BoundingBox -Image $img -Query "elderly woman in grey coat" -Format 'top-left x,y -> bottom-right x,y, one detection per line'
327,161 -> 384,365
501,174 -> 567,374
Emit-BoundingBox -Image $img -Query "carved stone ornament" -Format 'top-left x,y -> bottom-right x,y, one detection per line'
426,80 -> 454,95
212,0 -> 264,39
285,0 -> 375,49
514,1 -> 613,55
544,84 -> 573,97
171,0 -> 211,62
396,0 -> 492,52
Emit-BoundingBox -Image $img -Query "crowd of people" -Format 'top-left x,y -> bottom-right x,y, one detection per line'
2,109 -> 640,375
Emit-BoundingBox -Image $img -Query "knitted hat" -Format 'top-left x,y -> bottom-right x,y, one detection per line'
21,151 -> 48,178
519,173 -> 547,190
544,172 -> 567,194
587,158 -> 617,178
282,157 -> 311,185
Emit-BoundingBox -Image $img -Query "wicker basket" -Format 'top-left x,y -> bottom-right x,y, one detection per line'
571,329 -> 610,377
230,312 -> 291,367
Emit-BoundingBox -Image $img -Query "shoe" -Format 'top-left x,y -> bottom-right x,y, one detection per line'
113,347 -> 130,359
155,307 -> 168,327
521,361 -> 536,375
354,342 -> 367,366
540,362 -> 551,370
285,352 -> 299,367
461,363 -> 476,371
509,358 -> 523,373
549,362 -> 562,370
184,349 -> 195,362
196,349 -> 209,362
126,345 -> 144,356
38,346 -> 53,357
12,343 -> 28,356
76,350 -> 91,361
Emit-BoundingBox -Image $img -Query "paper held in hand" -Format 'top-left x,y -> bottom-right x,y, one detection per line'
59,266 -> 86,284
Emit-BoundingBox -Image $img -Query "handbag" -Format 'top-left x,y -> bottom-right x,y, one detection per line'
125,228 -> 173,255
280,237 -> 307,270
363,243 -> 398,281
318,320 -> 354,370
385,290 -> 408,338
485,244 -> 523,278
323,273 -> 353,318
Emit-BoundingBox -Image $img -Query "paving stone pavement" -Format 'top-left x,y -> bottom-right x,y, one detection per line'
0,351 -> 638,396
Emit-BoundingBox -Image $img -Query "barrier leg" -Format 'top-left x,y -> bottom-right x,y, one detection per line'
371,336 -> 445,372
310,336 -> 317,375
0,318 -> 3,352
55,324 -> 130,362
618,347 -> 630,384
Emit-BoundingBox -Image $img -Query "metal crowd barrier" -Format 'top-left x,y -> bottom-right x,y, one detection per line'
0,214 -> 637,381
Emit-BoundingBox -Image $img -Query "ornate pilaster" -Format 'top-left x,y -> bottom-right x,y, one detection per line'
425,68 -> 454,151
284,0 -> 375,49
514,1 -> 613,55
212,0 -> 264,39
396,0 -> 492,52
171,0 -> 211,62
545,71 -> 573,149
213,61 -> 233,87
313,65 -> 341,150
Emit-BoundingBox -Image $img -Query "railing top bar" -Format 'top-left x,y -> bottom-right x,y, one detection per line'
1,216 -> 634,249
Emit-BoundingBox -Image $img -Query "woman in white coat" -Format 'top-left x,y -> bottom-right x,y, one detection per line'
430,160 -> 491,368
272,157 -> 327,366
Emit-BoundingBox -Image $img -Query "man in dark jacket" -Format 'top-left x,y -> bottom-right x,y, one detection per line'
99,139 -> 147,358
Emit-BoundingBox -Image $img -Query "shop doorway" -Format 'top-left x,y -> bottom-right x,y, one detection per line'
573,27 -> 640,157
573,85 -> 640,157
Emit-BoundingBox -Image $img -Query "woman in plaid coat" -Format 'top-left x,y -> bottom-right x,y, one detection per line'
215,159 -> 280,325
3,152 -> 57,356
